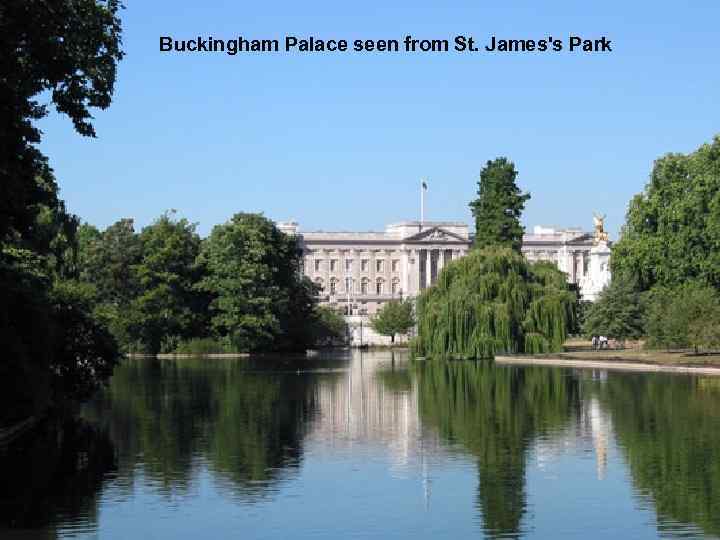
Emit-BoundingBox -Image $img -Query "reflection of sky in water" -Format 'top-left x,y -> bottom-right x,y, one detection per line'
4,351 -> 717,540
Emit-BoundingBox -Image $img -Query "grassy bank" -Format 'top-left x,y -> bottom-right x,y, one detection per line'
525,338 -> 720,367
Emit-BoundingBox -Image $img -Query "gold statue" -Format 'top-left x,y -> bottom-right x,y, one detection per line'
593,212 -> 609,244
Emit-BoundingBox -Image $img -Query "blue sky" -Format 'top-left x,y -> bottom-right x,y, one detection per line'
37,0 -> 720,238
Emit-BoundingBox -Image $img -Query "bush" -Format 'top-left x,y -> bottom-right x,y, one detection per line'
645,282 -> 720,352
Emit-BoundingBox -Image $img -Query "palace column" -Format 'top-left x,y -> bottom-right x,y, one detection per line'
351,248 -> 360,295
401,248 -> 410,298
425,249 -> 433,289
408,249 -> 418,295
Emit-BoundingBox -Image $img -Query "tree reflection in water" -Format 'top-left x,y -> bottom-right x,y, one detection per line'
599,373 -> 720,537
0,416 -> 116,531
82,356 -> 335,501
414,360 -> 580,539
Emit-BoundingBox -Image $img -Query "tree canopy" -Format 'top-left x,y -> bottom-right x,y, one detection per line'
197,213 -> 318,352
0,1 -> 125,425
645,282 -> 720,352
582,275 -> 644,342
370,299 -> 415,343
413,248 -> 575,359
611,136 -> 720,291
470,158 -> 530,252
0,0 -> 124,248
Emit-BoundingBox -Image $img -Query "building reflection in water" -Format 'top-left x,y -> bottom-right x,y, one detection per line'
533,369 -> 613,481
308,351 -> 440,458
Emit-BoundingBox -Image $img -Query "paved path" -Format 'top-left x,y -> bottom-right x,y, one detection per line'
496,356 -> 720,376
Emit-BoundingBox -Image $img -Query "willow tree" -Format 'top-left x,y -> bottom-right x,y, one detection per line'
413,247 -> 575,359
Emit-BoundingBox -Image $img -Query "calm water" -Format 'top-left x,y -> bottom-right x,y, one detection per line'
2,351 -> 720,539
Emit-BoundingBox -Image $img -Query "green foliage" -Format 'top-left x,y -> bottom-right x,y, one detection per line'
0,1 -> 124,424
370,299 -> 415,343
645,282 -> 720,352
469,158 -> 531,252
308,306 -> 347,347
582,276 -> 645,342
0,0 -> 124,247
413,248 -> 575,359
49,281 -> 119,402
611,136 -> 720,291
130,212 -> 207,354
197,213 -> 318,352
174,338 -> 240,355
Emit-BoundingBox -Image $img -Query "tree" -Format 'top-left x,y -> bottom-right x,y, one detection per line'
470,158 -> 531,252
0,0 -> 124,248
611,136 -> 720,291
309,306 -> 347,347
582,276 -> 644,343
370,299 -> 415,344
0,1 -> 124,424
413,248 -> 576,359
197,213 -> 318,352
645,282 -> 720,352
76,219 -> 143,351
129,212 -> 207,354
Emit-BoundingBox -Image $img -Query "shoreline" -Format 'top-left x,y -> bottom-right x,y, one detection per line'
495,355 -> 720,376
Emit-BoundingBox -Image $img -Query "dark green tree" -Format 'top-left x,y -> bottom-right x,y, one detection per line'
611,136 -> 720,291
197,213 -> 318,352
0,1 -> 124,423
129,212 -> 207,354
470,158 -> 531,252
582,275 -> 644,343
0,0 -> 124,248
76,219 -> 143,351
309,306 -> 347,347
645,282 -> 720,352
370,299 -> 415,344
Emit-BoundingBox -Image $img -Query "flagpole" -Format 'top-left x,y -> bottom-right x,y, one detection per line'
420,179 -> 425,227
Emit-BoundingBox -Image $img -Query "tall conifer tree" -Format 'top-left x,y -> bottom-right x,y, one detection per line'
470,158 -> 530,252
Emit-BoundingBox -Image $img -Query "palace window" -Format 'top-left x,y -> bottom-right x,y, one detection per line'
376,259 -> 384,272
345,259 -> 353,272
361,259 -> 369,272
392,259 -> 399,272
330,278 -> 338,294
330,259 -> 337,272
376,278 -> 384,295
361,278 -> 369,295
391,278 -> 400,295
345,277 -> 354,293
315,259 -> 322,272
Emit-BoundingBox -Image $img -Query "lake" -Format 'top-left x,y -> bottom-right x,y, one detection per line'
2,350 -> 719,539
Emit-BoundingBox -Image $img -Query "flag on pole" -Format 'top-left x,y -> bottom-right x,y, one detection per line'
422,180 -> 428,190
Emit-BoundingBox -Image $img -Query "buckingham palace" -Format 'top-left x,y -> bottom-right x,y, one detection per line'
278,218 -> 612,323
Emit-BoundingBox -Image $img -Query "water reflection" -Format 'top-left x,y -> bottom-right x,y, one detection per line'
0,416 -> 115,534
598,373 -> 720,537
82,355 -> 335,501
1,352 -> 719,539
414,361 -> 581,538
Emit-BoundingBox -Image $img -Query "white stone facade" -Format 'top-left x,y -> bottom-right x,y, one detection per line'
277,220 -> 611,344
521,225 -> 611,301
